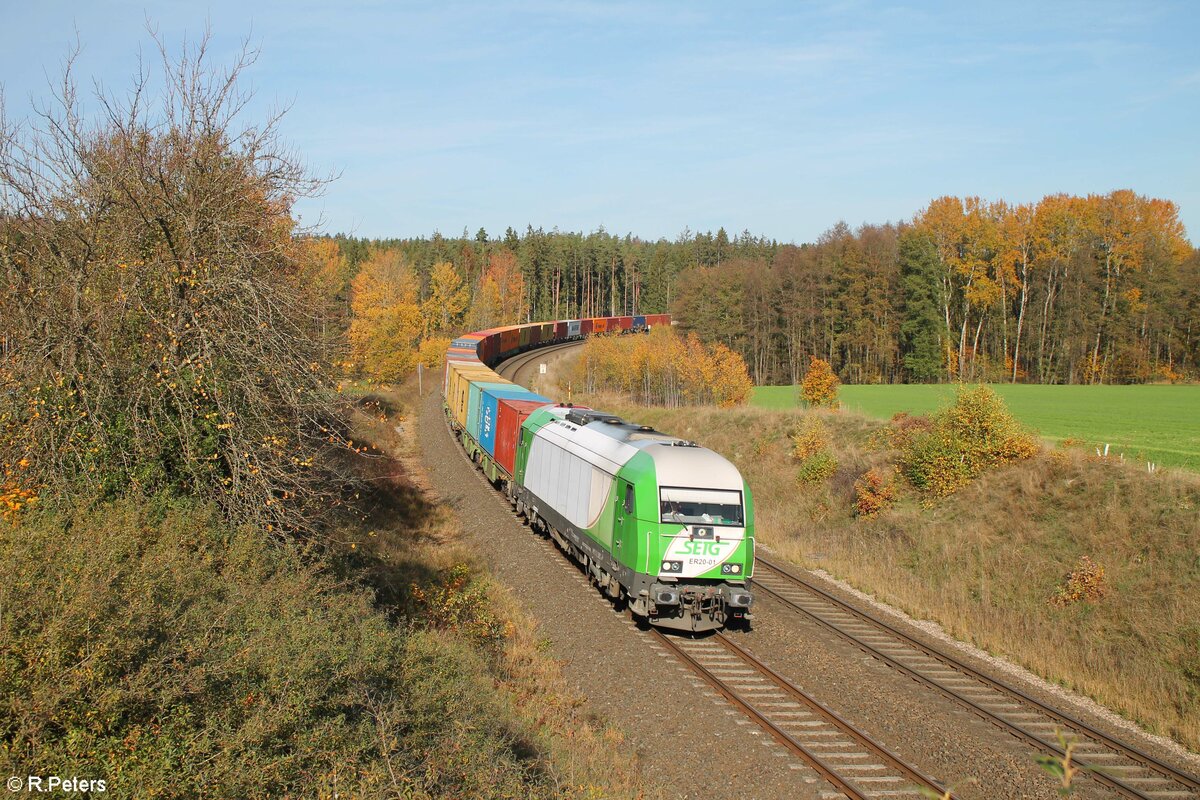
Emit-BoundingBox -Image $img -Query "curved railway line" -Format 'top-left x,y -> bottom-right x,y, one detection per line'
754,556 -> 1200,800
492,338 -> 583,383
472,344 -> 1200,799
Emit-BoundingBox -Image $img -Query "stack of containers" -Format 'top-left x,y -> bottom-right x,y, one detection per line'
474,384 -> 550,467
446,362 -> 496,430
444,337 -> 482,393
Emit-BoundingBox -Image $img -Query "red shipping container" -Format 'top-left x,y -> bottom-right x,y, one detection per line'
500,327 -> 520,354
494,398 -> 551,476
580,318 -> 594,335
555,321 -> 567,340
527,324 -> 541,347
616,316 -> 633,331
479,334 -> 499,365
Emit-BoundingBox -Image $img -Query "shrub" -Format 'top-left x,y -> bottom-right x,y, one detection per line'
801,356 -> 840,408
797,451 -> 838,484
884,411 -> 934,449
854,468 -> 897,518
899,385 -> 1039,498
409,564 -> 511,648
1050,556 -> 1110,606
791,416 -> 838,484
0,499 -> 554,798
791,416 -> 831,461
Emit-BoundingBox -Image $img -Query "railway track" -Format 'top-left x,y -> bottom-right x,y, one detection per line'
492,339 -> 582,384
754,556 -> 1200,800
650,629 -> 951,800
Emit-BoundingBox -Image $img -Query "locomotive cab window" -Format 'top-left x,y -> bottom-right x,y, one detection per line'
659,487 -> 743,526
623,483 -> 635,514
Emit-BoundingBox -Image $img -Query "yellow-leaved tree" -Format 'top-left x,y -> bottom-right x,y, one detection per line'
348,250 -> 423,381
422,260 -> 469,336
570,328 -> 752,407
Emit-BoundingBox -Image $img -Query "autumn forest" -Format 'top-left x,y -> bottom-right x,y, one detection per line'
318,190 -> 1197,387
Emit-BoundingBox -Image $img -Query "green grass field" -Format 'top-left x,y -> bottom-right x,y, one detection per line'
752,384 -> 1200,471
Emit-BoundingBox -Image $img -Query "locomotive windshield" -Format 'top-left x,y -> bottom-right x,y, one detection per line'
659,487 -> 743,526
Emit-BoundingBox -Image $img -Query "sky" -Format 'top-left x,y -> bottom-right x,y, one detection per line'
2,1 -> 1198,244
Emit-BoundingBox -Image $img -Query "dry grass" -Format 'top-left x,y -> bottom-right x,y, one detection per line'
344,379 -> 655,799
578,391 -> 1200,753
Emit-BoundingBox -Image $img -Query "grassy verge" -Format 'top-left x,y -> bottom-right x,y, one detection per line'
752,384 -> 1200,471
578,391 -> 1200,753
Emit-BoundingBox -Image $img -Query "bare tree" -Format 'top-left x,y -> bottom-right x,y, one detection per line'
0,28 -> 353,535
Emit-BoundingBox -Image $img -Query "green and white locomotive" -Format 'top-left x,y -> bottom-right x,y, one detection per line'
512,405 -> 754,632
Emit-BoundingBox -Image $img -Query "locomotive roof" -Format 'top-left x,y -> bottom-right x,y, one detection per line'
551,407 -> 687,448
537,406 -> 744,491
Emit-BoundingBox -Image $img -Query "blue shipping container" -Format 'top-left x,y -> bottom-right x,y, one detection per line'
633,315 -> 646,329
466,382 -> 517,443
479,386 -> 550,456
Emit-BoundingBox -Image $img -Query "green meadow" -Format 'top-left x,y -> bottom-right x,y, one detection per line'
752,384 -> 1200,471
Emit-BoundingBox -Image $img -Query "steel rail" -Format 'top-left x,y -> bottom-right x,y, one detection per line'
650,628 -> 952,800
492,339 -> 583,383
755,556 -> 1200,799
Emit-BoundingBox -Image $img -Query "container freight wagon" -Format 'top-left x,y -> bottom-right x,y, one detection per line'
460,383 -> 552,483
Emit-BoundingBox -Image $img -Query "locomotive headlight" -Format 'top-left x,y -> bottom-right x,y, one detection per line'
720,563 -> 743,575
660,560 -> 682,573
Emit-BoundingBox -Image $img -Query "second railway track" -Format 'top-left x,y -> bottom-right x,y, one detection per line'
493,339 -> 582,384
754,556 -> 1200,799
651,629 -> 951,800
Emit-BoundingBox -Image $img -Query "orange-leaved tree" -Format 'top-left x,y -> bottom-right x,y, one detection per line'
570,327 -> 752,407
800,356 -> 840,408
470,249 -> 525,329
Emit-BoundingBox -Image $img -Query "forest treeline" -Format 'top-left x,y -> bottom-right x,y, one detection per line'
325,191 -> 1198,385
